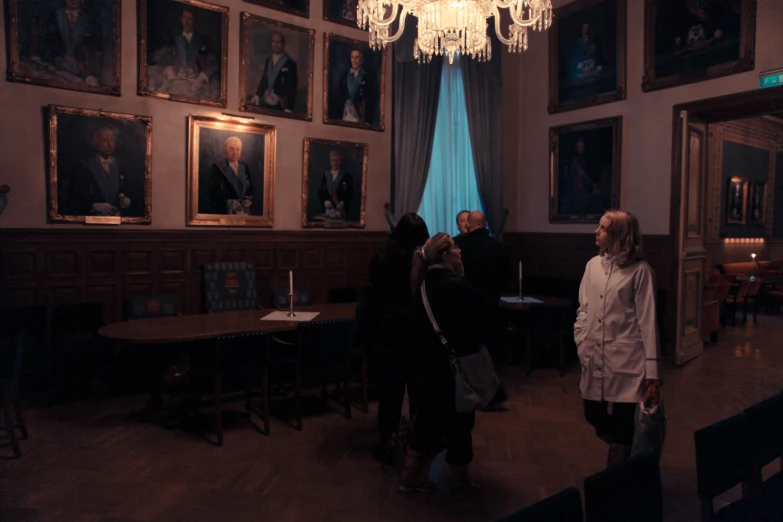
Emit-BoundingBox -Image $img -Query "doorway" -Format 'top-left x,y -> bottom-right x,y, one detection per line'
669,85 -> 783,366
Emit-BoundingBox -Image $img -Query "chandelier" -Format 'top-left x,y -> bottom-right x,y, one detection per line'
356,0 -> 552,64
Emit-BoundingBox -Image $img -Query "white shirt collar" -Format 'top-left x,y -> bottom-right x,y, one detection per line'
182,31 -> 193,42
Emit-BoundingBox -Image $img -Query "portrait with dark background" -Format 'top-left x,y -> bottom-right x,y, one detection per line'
324,34 -> 384,129
303,139 -> 366,227
555,0 -> 618,105
323,0 -> 361,28
243,0 -> 309,19
7,0 -> 120,95
196,126 -> 267,217
240,14 -> 313,119
652,0 -> 742,79
52,110 -> 149,221
550,118 -> 621,223
141,0 -> 226,106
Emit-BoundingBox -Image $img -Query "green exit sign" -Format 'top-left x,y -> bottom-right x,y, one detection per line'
760,69 -> 783,89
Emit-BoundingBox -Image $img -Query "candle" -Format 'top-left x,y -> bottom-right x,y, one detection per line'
519,262 -> 523,280
289,270 -> 293,296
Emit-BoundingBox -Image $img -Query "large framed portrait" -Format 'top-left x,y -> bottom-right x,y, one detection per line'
47,105 -> 152,224
323,33 -> 386,131
748,181 -> 766,226
239,13 -> 315,121
642,0 -> 756,92
548,0 -> 626,114
5,0 -> 121,96
323,0 -> 362,29
725,176 -> 748,225
188,115 -> 276,227
549,117 -> 621,223
243,0 -> 309,19
302,138 -> 367,228
138,0 -> 228,107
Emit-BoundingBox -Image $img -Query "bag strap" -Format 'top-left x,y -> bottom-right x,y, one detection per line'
420,282 -> 449,348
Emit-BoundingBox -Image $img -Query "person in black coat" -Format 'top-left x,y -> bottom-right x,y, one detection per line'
369,213 -> 429,463
400,233 -> 490,498
453,210 -> 470,249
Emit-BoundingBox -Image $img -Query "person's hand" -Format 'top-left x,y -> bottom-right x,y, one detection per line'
118,193 -> 131,209
85,75 -> 99,87
191,73 -> 208,93
91,202 -> 113,215
324,201 -> 333,209
163,66 -> 176,81
642,380 -> 660,408
284,109 -> 292,113
250,95 -> 260,105
714,29 -> 723,39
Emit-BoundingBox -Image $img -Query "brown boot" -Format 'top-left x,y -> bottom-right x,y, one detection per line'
606,443 -> 631,468
398,448 -> 437,494
449,465 -> 483,499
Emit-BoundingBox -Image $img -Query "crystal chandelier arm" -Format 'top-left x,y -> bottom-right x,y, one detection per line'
492,6 -> 518,46
377,9 -> 409,42
506,1 -> 551,29
367,4 -> 405,28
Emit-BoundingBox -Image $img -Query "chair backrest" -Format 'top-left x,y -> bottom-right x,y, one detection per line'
583,450 -> 663,522
498,487 -> 583,522
712,283 -> 733,302
213,333 -> 269,391
0,306 -> 47,342
735,281 -> 752,298
51,302 -> 105,338
713,275 -> 736,285
296,319 -> 354,369
271,287 -> 312,308
203,262 -> 258,313
328,287 -> 358,304
694,412 -> 755,500
125,295 -> 180,320
0,332 -> 25,381
744,393 -> 783,469
747,278 -> 763,297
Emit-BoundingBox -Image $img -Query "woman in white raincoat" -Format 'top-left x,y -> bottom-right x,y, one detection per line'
574,209 -> 662,467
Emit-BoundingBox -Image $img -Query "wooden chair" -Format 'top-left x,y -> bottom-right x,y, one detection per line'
744,393 -> 783,520
694,412 -> 761,521
1,333 -> 28,458
583,450 -> 663,522
725,281 -> 752,327
50,302 -> 107,398
497,487 -> 583,521
191,333 -> 270,446
702,285 -> 721,343
710,283 -> 733,327
124,295 -> 180,319
741,278 -> 764,324
203,262 -> 259,313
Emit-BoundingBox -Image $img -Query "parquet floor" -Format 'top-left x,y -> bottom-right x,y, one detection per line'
2,316 -> 783,522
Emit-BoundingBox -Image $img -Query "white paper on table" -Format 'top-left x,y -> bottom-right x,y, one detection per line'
500,296 -> 543,304
261,311 -> 320,322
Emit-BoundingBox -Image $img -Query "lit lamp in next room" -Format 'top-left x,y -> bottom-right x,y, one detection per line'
751,253 -> 757,281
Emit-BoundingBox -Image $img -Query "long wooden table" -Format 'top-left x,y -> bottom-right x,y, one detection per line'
98,303 -> 357,344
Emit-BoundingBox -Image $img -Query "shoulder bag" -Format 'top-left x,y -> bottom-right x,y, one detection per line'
420,282 -> 500,412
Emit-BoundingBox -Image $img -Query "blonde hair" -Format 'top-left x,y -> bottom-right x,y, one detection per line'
602,209 -> 644,268
411,233 -> 453,295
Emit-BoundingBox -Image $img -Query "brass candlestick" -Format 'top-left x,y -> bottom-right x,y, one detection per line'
287,293 -> 296,318
518,278 -> 523,301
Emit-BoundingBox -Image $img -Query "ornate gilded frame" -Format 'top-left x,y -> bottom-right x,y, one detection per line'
243,0 -> 310,19
187,115 -> 276,227
5,0 -> 122,96
547,0 -> 626,114
47,105 -> 153,224
238,12 -> 315,121
322,33 -> 386,132
549,116 -> 622,224
137,0 -> 229,108
301,137 -> 368,228
322,0 -> 364,29
642,0 -> 757,92
749,181 -> 767,226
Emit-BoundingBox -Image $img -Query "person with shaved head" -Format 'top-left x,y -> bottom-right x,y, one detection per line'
460,210 -> 511,408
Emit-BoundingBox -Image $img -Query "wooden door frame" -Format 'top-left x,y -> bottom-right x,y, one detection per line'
667,85 -> 783,359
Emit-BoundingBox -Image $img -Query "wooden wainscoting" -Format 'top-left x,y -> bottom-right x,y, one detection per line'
0,229 -> 389,323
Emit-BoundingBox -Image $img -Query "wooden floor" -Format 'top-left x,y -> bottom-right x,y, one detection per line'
2,316 -> 783,522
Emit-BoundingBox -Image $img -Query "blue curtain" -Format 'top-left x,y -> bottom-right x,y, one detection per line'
417,57 -> 484,238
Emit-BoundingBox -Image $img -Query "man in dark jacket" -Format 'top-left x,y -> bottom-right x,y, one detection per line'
453,210 -> 470,249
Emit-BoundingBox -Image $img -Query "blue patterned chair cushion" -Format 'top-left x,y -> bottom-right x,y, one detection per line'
125,295 -> 180,320
272,288 -> 312,308
203,262 -> 258,313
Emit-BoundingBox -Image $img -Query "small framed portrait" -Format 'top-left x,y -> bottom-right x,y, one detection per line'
548,0 -> 626,114
138,0 -> 229,107
323,33 -> 386,131
323,0 -> 362,29
239,13 -> 315,121
243,0 -> 309,19
642,0 -> 756,92
549,117 -> 622,223
47,105 -> 152,224
748,181 -> 767,226
302,138 -> 367,228
725,177 -> 749,225
188,115 -> 276,227
5,0 -> 121,96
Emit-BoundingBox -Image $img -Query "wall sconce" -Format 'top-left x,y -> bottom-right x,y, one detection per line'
723,238 -> 765,244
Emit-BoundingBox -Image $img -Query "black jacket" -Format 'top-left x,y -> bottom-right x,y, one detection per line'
369,248 -> 415,352
459,228 -> 511,307
413,268 -> 491,361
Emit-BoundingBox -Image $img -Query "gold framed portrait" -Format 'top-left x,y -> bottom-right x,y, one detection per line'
302,138 -> 367,228
6,0 -> 122,96
239,13 -> 315,121
725,176 -> 749,225
187,115 -> 276,227
47,105 -> 153,224
137,0 -> 229,108
322,33 -> 386,132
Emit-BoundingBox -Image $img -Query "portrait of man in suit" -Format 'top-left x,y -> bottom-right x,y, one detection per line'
200,136 -> 261,216
250,31 -> 298,113
317,150 -> 355,221
340,49 -> 374,123
141,0 -> 227,104
43,0 -> 104,87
